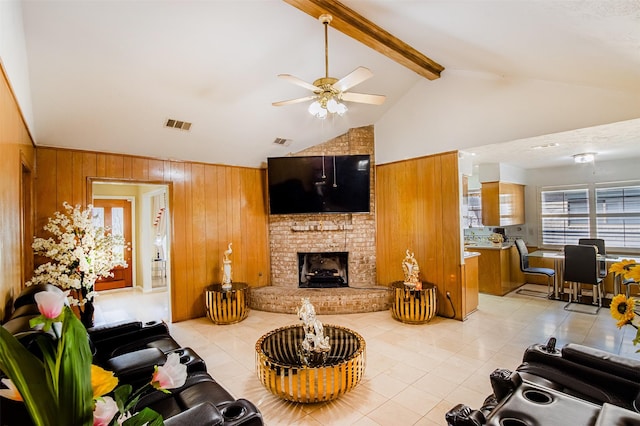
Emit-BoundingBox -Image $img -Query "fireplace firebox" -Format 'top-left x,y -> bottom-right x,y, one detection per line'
298,252 -> 348,288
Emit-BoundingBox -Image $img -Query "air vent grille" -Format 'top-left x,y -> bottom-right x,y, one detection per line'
273,137 -> 292,146
165,118 -> 192,131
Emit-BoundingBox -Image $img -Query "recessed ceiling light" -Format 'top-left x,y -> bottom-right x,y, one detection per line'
531,143 -> 559,149
573,152 -> 596,164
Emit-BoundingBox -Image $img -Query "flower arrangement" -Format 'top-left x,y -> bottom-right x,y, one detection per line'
0,288 -> 187,425
609,259 -> 640,350
26,202 -> 127,326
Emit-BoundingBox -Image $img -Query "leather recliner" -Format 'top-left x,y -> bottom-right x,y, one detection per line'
0,284 -> 263,426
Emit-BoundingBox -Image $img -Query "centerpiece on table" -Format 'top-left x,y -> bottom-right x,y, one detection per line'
26,202 -> 127,328
0,288 -> 187,425
608,259 -> 640,350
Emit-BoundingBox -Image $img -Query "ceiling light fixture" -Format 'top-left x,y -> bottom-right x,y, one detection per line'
573,152 -> 596,164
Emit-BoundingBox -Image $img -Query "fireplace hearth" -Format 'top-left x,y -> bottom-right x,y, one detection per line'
298,252 -> 348,288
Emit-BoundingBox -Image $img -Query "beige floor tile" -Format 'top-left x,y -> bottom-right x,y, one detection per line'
94,287 -> 637,426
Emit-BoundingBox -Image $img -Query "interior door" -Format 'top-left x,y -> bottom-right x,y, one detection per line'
93,199 -> 133,291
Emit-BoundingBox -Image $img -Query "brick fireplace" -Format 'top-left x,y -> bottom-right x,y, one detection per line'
298,252 -> 348,288
267,126 -> 377,289
249,126 -> 390,315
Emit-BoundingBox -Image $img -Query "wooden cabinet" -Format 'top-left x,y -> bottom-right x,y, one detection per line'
462,254 -> 479,318
481,182 -> 525,226
476,247 -> 521,296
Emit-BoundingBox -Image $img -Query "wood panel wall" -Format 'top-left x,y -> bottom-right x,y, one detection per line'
376,151 -> 463,319
0,64 -> 35,321
34,147 -> 270,322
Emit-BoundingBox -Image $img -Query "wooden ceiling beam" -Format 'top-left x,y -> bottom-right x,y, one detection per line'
283,0 -> 444,80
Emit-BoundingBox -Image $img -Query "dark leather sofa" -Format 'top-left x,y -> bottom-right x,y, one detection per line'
1,284 -> 263,426
445,337 -> 640,426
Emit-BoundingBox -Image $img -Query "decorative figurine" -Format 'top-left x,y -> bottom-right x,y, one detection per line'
297,298 -> 331,366
402,249 -> 421,288
222,243 -> 232,290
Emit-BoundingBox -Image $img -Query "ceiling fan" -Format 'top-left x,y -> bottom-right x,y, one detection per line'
272,14 -> 386,119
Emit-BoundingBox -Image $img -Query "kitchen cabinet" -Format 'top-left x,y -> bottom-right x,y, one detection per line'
475,246 -> 521,296
481,182 -> 525,226
462,252 -> 479,318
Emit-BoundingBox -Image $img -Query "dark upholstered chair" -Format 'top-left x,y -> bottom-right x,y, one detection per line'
578,238 -> 607,278
564,244 -> 603,309
514,238 -> 555,296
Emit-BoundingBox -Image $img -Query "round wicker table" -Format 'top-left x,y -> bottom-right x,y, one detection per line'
255,324 -> 366,403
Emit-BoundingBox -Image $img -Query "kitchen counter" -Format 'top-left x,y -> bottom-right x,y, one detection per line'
464,251 -> 481,259
464,242 -> 513,250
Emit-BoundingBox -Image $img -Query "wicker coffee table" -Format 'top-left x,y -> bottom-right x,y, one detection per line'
255,324 -> 365,403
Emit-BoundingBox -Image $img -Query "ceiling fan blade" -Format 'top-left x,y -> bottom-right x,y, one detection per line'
277,74 -> 319,92
334,67 -> 374,92
341,92 -> 386,105
272,95 -> 317,107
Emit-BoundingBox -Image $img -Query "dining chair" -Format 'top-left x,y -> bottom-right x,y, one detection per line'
578,238 -> 607,278
564,244 -> 603,310
514,238 -> 555,297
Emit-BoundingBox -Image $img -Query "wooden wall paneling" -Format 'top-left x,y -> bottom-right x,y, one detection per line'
182,163 -> 195,317
169,161 -> 188,321
35,149 -> 59,231
376,166 -> 396,283
190,163 -> 208,318
104,154 -> 125,178
32,147 -> 271,322
249,168 -> 270,286
376,151 -> 462,320
131,156 -> 149,181
439,152 -> 462,319
230,167 -> 242,281
82,152 -> 97,205
217,167 -> 230,269
148,159 -> 164,181
0,63 -> 36,320
96,154 -> 106,177
204,165 -> 220,286
56,150 -> 74,209
122,156 -> 132,179
71,152 -> 85,207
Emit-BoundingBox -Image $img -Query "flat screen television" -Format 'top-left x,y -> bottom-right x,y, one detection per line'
267,155 -> 370,214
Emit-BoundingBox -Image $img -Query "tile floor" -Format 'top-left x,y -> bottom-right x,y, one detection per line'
93,284 -> 639,425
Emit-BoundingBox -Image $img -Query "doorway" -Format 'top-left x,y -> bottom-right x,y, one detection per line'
93,198 -> 133,291
91,181 -> 171,323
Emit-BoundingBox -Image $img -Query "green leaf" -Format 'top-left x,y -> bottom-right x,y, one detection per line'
56,307 -> 94,426
114,384 -> 133,412
0,324 -> 57,425
122,407 -> 164,426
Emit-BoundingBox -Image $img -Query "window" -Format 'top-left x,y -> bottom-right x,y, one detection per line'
539,183 -> 640,250
540,188 -> 589,246
595,186 -> 640,248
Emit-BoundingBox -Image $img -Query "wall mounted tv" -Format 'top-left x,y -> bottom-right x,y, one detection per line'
267,155 -> 371,214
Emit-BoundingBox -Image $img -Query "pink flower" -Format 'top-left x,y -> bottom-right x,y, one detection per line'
151,353 -> 187,390
0,378 -> 23,402
34,290 -> 69,319
93,396 -> 118,426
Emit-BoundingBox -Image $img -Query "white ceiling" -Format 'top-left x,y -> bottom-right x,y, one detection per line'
19,0 -> 640,169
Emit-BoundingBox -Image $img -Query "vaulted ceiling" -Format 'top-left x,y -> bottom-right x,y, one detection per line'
16,0 -> 640,168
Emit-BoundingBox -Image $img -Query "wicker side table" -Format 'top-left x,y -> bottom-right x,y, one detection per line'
390,281 -> 437,324
205,282 -> 249,324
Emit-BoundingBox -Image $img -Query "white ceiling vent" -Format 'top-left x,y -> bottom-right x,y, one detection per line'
165,118 -> 192,131
273,137 -> 292,146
